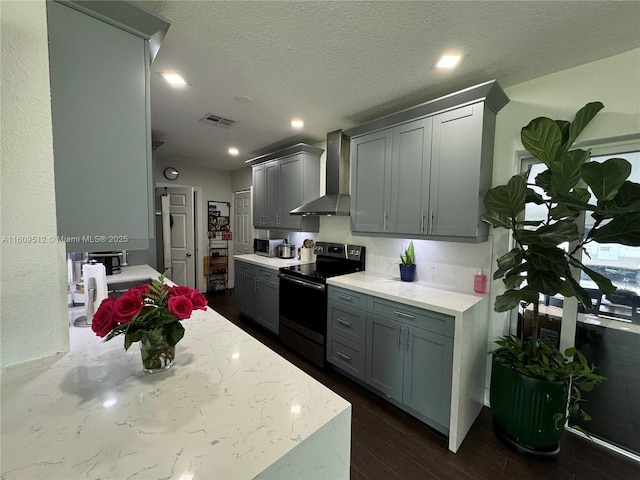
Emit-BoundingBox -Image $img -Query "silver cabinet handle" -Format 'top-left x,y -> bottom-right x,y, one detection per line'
420,210 -> 425,234
429,210 -> 434,234
336,351 -> 352,362
263,272 -> 272,278
383,211 -> 388,232
276,213 -> 280,226
398,327 -> 402,349
406,328 -> 410,352
337,318 -> 352,328
338,294 -> 353,302
255,278 -> 258,291
394,310 -> 415,319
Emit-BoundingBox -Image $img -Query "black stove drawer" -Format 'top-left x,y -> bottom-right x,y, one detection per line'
329,286 -> 366,310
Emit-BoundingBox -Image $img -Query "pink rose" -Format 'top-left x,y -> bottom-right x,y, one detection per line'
112,290 -> 143,323
129,283 -> 149,296
190,289 -> 208,310
171,285 -> 192,297
91,297 -> 118,337
168,295 -> 193,319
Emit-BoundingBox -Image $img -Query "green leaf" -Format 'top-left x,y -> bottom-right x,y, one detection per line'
568,257 -> 616,294
484,175 -> 527,217
525,188 -> 546,205
497,248 -> 524,272
590,212 -> 640,246
567,276 -> 593,310
555,120 -> 571,150
550,149 -> 590,195
605,181 -> 640,215
480,212 -> 511,229
503,274 -> 526,290
528,267 -> 564,296
517,220 -> 580,247
494,287 -> 539,312
535,169 -> 553,194
553,188 -> 594,211
163,322 -> 185,348
565,102 -> 604,150
526,245 -> 567,271
521,117 -> 563,166
581,158 -> 632,201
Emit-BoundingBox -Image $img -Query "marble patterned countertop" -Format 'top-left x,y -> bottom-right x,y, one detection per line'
233,254 -> 313,270
327,271 -> 485,315
1,302 -> 351,478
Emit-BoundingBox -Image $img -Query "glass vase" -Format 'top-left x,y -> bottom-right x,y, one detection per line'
139,329 -> 175,373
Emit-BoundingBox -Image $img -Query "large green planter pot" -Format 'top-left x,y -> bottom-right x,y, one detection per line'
490,355 -> 569,452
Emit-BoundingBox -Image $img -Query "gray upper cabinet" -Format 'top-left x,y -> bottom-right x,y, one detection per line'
350,129 -> 392,233
429,103 -> 492,238
47,1 -> 169,252
346,80 -> 508,242
250,146 -> 322,232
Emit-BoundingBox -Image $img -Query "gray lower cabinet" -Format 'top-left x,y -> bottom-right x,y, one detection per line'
251,149 -> 321,232
327,285 -> 454,434
234,260 -> 279,335
327,287 -> 367,380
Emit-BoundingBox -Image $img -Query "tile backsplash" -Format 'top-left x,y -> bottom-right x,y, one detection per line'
318,216 -> 493,294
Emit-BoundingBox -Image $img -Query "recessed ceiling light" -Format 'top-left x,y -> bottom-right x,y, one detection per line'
235,96 -> 251,103
228,147 -> 239,156
159,72 -> 189,86
291,119 -> 304,129
436,54 -> 463,69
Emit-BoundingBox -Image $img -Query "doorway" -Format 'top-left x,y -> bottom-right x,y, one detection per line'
156,186 -> 197,289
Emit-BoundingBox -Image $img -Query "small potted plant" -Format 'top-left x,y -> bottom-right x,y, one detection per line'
399,241 -> 416,282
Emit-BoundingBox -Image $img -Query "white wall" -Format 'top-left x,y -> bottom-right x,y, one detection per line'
230,167 -> 252,193
1,0 -> 69,368
154,159 -> 232,292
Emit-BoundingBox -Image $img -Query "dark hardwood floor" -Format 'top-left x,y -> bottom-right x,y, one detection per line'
206,290 -> 640,480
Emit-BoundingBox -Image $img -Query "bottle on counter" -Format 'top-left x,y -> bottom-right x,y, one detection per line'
474,269 -> 487,294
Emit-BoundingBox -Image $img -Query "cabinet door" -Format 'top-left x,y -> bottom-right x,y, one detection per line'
265,161 -> 280,227
252,164 -> 266,227
350,129 -> 393,233
48,1 -> 150,251
278,154 -> 303,230
390,119 -> 432,234
429,104 -> 484,237
403,326 -> 453,428
365,315 -> 404,401
255,275 -> 279,334
235,262 -> 257,318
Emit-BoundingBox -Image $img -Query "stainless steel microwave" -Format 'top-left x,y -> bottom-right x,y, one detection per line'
253,238 -> 284,257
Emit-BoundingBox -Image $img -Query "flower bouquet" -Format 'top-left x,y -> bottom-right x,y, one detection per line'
91,274 -> 207,372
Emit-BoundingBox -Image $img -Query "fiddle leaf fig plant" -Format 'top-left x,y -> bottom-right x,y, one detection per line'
482,102 -> 640,314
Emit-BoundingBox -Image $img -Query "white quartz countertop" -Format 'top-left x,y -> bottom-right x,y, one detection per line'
1,307 -> 351,479
233,254 -> 312,270
106,264 -> 160,284
327,271 -> 485,316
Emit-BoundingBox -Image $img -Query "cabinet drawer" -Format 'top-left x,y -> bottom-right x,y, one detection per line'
256,266 -> 279,284
328,286 -> 367,310
368,297 -> 454,338
236,261 -> 258,276
327,332 -> 365,381
328,301 -> 366,345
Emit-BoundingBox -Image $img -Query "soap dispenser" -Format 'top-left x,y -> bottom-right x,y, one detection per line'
474,269 -> 487,294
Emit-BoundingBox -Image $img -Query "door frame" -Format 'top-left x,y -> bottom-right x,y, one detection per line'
156,182 -> 204,292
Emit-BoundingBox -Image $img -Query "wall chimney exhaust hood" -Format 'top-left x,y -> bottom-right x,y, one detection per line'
290,130 -> 350,216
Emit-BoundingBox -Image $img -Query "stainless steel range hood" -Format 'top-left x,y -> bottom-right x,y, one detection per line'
290,130 -> 351,216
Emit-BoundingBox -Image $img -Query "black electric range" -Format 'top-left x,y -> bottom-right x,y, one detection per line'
278,242 -> 365,367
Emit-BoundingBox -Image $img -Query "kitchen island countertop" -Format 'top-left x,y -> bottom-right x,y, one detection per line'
1,293 -> 351,478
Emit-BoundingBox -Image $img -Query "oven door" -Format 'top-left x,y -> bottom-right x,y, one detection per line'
278,273 -> 327,366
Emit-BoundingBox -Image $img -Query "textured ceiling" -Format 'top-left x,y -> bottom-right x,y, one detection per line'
136,0 -> 640,171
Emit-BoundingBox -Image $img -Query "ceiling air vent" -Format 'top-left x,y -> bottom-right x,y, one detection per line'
201,113 -> 238,128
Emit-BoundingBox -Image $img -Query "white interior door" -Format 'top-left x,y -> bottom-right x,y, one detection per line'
233,189 -> 253,255
167,186 -> 196,288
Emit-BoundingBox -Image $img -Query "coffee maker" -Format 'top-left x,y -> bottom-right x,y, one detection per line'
87,251 -> 122,275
